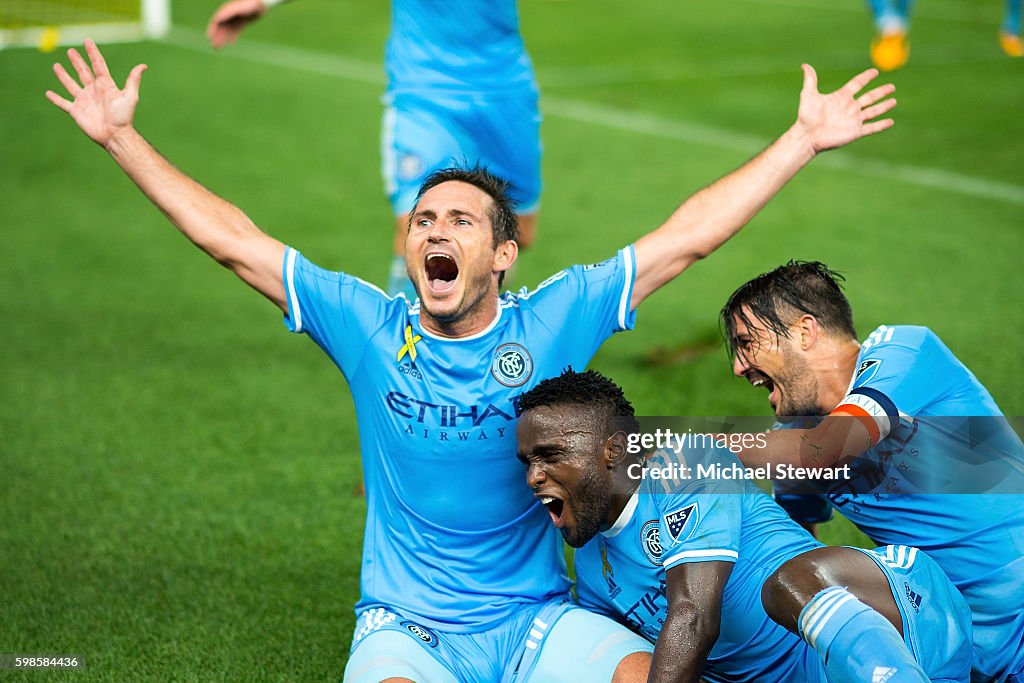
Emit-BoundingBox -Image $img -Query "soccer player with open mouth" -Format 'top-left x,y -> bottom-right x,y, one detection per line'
46,39 -> 896,682
720,261 -> 1024,680
517,369 -> 973,682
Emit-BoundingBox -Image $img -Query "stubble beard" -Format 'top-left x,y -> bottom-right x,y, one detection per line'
422,264 -> 495,327
562,468 -> 613,549
776,352 -> 825,419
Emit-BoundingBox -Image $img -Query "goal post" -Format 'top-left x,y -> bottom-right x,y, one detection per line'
0,0 -> 170,51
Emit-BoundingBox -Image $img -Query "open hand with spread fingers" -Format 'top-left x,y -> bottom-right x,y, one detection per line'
45,39 -> 147,149
795,65 -> 897,153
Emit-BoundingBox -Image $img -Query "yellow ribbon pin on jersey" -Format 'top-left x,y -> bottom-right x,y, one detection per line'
600,539 -> 614,581
397,325 -> 423,363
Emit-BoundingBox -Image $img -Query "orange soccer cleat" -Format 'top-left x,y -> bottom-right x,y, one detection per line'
998,31 -> 1024,57
870,31 -> 911,71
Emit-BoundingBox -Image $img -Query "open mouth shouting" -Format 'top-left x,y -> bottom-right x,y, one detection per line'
537,492 -> 568,529
746,370 -> 779,411
424,252 -> 459,295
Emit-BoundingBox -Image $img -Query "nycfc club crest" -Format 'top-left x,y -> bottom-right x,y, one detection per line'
401,620 -> 439,648
640,520 -> 663,565
490,343 -> 534,387
663,504 -> 698,543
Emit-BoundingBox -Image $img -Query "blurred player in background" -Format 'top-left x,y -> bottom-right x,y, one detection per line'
867,0 -> 1023,70
516,369 -> 973,682
721,261 -> 1024,681
867,0 -> 914,71
45,40 -> 895,681
207,0 -> 542,298
1001,0 -> 1024,57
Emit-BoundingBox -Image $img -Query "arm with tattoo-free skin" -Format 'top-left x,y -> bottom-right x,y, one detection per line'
649,561 -> 732,683
46,40 -> 288,311
630,66 -> 896,310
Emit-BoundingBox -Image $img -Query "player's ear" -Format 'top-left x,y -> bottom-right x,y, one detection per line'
492,239 -> 518,276
796,314 -> 819,350
604,431 -> 629,469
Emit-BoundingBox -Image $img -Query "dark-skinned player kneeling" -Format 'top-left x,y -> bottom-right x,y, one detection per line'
515,369 -> 973,683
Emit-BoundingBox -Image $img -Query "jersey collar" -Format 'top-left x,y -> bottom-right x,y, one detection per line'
837,344 -> 867,408
601,488 -> 640,538
411,304 -> 503,342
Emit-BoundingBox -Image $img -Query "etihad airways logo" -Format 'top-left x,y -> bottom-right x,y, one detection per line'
386,392 -> 519,426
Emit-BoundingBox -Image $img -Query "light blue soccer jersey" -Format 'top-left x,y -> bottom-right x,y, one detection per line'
281,246 -> 637,632
780,325 -> 1024,680
576,457 -> 826,683
386,0 -> 536,95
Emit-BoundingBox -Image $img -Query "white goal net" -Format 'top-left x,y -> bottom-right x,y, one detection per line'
1,0 -> 170,50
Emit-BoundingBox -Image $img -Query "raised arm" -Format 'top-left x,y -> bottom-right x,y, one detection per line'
46,40 -> 287,311
630,66 -> 896,309
649,561 -> 731,683
207,0 -> 280,49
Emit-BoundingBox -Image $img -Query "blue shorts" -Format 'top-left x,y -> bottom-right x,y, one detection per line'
855,545 -> 974,682
343,598 -> 652,683
381,90 -> 542,216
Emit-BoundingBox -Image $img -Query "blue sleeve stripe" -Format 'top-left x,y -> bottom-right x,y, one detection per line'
285,247 -> 302,333
848,386 -> 899,419
663,548 -> 738,568
617,245 -> 635,331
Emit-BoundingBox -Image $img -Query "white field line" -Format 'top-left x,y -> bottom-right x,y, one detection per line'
736,0 -> 1000,25
161,27 -> 1024,206
535,46 -> 1012,88
163,26 -> 384,85
542,96 -> 1024,205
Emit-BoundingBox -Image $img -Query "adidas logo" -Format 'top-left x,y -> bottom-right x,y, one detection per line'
873,666 -> 898,683
904,582 -> 923,613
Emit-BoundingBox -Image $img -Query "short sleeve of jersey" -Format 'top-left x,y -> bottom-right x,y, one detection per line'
833,326 -> 939,444
656,473 -> 741,570
281,247 -> 396,376
518,245 -> 637,348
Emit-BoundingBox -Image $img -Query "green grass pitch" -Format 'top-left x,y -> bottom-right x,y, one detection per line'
1,0 -> 1021,678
